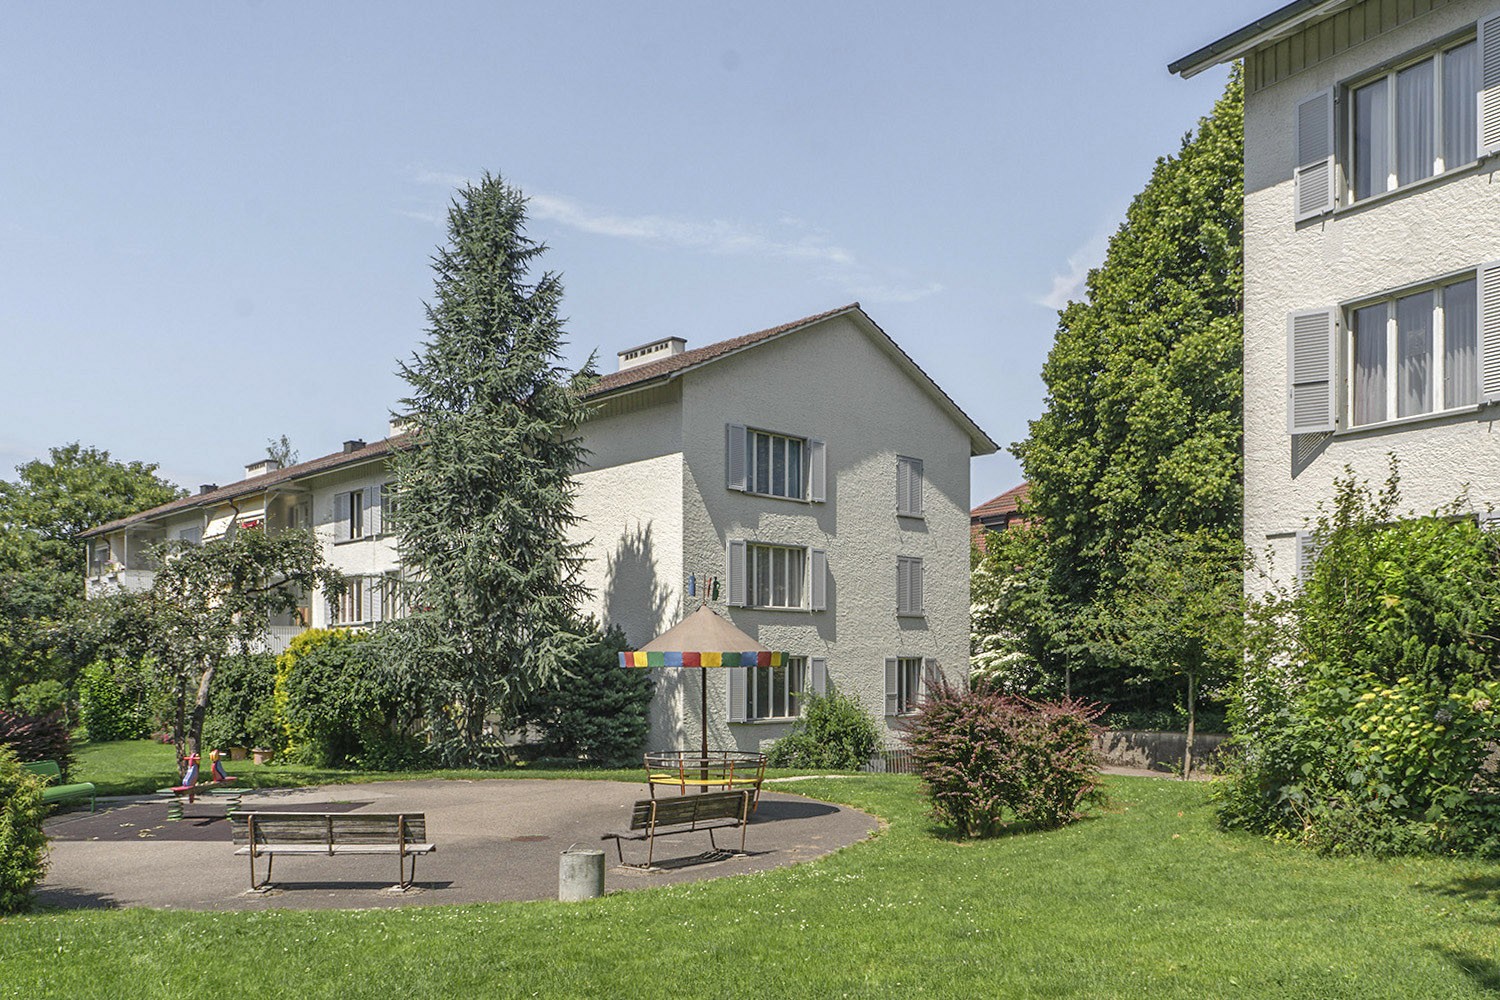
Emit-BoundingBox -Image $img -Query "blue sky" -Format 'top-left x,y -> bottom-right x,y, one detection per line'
0,2 -> 1262,506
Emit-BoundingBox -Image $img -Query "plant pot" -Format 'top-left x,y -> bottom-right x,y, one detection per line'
251,748 -> 275,765
228,746 -> 249,761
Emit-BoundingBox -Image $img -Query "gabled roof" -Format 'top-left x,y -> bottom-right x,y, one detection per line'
82,304 -> 997,540
586,303 -> 999,457
1169,0 -> 1347,78
970,482 -> 1031,522
78,437 -> 405,539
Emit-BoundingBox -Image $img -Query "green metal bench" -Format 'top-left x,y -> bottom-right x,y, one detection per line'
22,760 -> 96,812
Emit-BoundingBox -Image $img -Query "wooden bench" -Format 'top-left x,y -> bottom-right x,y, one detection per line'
230,812 -> 436,891
601,790 -> 752,870
22,760 -> 95,812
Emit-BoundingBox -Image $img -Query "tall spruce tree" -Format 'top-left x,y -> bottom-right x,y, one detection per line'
1008,71 -> 1244,709
388,173 -> 594,765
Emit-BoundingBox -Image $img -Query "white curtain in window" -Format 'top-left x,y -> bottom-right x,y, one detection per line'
1397,291 -> 1434,418
1443,41 -> 1478,168
1397,60 -> 1435,186
1354,79 -> 1389,199
1445,279 -> 1479,408
1353,303 -> 1388,425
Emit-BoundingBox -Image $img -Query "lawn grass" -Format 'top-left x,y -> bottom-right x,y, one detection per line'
6,771 -> 1500,998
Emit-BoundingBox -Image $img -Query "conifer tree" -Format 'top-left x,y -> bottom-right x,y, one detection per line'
388,173 -> 594,765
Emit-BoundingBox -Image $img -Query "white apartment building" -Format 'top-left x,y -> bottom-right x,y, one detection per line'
1173,0 -> 1500,593
81,304 -> 996,750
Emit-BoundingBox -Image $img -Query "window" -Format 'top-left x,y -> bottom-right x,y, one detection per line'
885,657 -> 925,716
330,575 -> 398,626
896,456 -> 924,517
379,482 -> 396,534
1349,276 -> 1478,426
1349,38 -> 1478,201
725,424 -> 825,502
334,487 -> 382,542
726,540 -> 827,610
174,525 -> 202,546
89,540 -> 112,575
751,544 -> 805,609
748,656 -> 808,721
1288,264 -> 1495,435
897,556 -> 924,616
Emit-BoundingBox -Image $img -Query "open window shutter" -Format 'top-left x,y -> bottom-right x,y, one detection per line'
896,458 -> 911,514
725,424 -> 748,491
365,486 -> 382,537
726,539 -> 747,607
1480,511 -> 1500,532
371,577 -> 384,623
809,548 -> 827,611
921,659 -> 935,704
808,439 -> 826,502
333,492 -> 351,542
884,658 -> 899,716
908,458 -> 923,515
896,558 -> 910,614
911,559 -> 924,614
1295,531 -> 1323,586
1287,308 -> 1338,433
727,667 -> 748,723
1294,89 -> 1336,221
810,658 -> 828,696
1480,262 -> 1500,402
1481,14 -> 1500,157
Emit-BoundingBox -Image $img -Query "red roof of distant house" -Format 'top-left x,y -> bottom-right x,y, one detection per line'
970,482 -> 1031,550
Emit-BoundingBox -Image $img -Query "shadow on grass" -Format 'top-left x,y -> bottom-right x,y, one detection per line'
922,811 -> 1105,844
1427,944 -> 1500,993
1422,873 -> 1500,927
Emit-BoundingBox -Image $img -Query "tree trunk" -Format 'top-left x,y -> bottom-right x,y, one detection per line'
187,660 -> 217,763
173,680 -> 188,776
1183,671 -> 1196,781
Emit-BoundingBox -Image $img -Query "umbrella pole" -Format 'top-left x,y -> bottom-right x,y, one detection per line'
700,665 -> 709,791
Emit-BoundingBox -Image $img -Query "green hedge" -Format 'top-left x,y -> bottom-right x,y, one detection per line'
0,746 -> 49,914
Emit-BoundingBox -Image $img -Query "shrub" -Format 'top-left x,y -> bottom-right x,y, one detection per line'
905,680 -> 1105,838
1215,464 -> 1500,856
276,629 -> 422,769
10,680 -> 67,719
0,746 -> 48,914
201,654 -> 280,752
514,625 -> 651,767
77,658 -> 152,742
0,708 -> 73,778
766,691 -> 881,770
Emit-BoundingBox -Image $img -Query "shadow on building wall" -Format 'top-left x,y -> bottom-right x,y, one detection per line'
600,521 -> 684,746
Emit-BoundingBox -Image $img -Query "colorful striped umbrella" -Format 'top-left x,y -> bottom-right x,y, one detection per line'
620,605 -> 789,755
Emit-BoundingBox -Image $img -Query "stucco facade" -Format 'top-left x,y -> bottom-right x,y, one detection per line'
82,305 -> 995,752
1178,0 -> 1500,595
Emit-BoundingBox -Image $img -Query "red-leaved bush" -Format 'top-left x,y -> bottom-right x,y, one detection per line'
0,709 -> 74,780
904,679 -> 1105,837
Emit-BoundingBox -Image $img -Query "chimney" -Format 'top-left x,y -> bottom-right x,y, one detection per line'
244,459 -> 281,480
617,336 -> 687,372
199,484 -> 218,495
342,439 -> 366,454
388,415 -> 410,437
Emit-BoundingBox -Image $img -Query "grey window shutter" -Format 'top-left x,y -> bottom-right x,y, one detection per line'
810,658 -> 828,696
911,559 -> 924,615
361,577 -> 375,623
1481,14 -> 1500,157
1295,531 -> 1323,586
726,539 -> 747,607
365,486 -> 382,537
1480,511 -> 1500,532
808,439 -> 826,502
809,548 -> 827,611
333,492 -> 351,543
908,458 -> 923,515
1287,308 -> 1338,434
1294,89 -> 1336,221
896,558 -> 911,614
884,657 -> 899,716
727,667 -> 748,723
1480,262 -> 1500,402
371,576 -> 384,623
725,424 -> 748,491
896,457 -> 911,514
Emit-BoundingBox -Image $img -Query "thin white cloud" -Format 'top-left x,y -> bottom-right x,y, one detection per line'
1038,230 -> 1112,311
408,171 -> 941,304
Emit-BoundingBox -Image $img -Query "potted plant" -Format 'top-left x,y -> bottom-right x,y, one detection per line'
251,746 -> 276,765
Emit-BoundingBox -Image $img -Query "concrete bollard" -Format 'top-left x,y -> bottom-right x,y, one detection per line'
559,847 -> 605,901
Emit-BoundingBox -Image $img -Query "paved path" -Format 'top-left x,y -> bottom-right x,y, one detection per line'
36,779 -> 878,912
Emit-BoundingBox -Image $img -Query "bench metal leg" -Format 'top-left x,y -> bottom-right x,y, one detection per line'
248,851 -> 273,891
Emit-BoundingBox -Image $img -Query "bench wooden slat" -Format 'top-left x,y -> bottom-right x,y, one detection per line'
230,811 -> 434,890
604,790 -> 751,868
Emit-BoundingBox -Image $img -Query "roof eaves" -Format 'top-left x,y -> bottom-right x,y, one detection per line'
1168,0 -> 1346,78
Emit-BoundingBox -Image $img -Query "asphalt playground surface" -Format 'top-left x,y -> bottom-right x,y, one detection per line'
35,778 -> 879,911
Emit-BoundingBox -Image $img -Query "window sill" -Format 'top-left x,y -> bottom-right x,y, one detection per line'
1333,401 -> 1485,438
897,611 -> 926,619
744,605 -> 819,613
734,717 -> 800,726
1328,159 -> 1484,219
897,511 -> 925,521
739,489 -> 815,505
